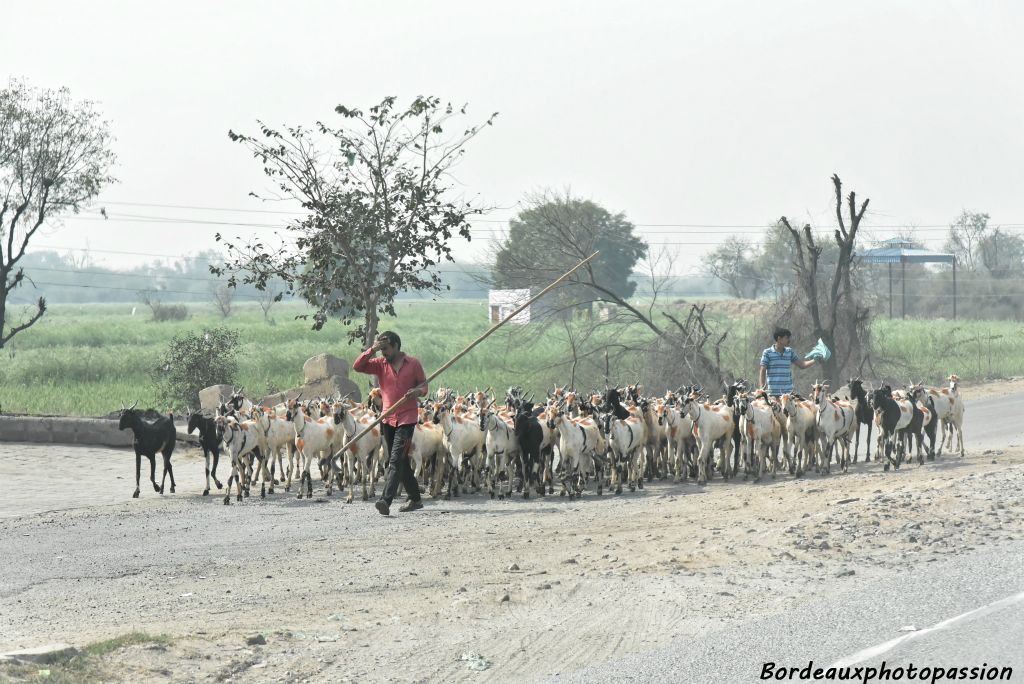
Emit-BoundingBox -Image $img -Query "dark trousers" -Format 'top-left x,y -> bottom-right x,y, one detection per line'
381,423 -> 419,505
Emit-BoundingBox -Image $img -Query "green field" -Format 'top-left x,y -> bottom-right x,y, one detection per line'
1,300 -> 1023,416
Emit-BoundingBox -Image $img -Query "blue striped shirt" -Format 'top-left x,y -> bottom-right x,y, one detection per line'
760,345 -> 797,396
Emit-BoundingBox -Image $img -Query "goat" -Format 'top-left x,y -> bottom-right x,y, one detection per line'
118,401 -> 177,498
944,374 -> 966,457
811,382 -> 857,474
737,391 -> 776,481
215,415 -> 265,503
779,393 -> 817,477
682,390 -> 734,484
662,399 -> 696,482
481,407 -> 520,500
186,408 -> 223,495
869,385 -> 914,471
410,407 -> 444,491
600,388 -> 648,493
514,402 -> 545,498
432,401 -> 484,499
846,378 -> 874,463
546,406 -> 604,499
334,402 -> 382,503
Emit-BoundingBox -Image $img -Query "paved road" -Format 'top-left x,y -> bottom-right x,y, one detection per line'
538,391 -> 1024,684
550,538 -> 1024,683
962,391 -> 1024,450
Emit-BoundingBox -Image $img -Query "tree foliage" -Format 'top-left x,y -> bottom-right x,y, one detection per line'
490,191 -> 648,317
152,326 -> 240,409
0,80 -> 117,348
214,96 -> 497,346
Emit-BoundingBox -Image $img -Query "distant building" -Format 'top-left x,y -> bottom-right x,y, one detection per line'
488,289 -> 532,324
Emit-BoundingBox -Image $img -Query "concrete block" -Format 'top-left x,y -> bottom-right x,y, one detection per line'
1,643 -> 79,664
199,384 -> 234,411
303,354 -> 350,383
258,375 -> 361,409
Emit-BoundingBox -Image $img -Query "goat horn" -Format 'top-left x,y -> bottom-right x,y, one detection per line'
129,400 -> 139,411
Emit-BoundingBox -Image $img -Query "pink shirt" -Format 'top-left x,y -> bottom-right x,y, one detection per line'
352,348 -> 428,427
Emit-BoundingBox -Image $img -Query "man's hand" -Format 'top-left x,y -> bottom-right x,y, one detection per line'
370,339 -> 384,353
404,388 -> 421,402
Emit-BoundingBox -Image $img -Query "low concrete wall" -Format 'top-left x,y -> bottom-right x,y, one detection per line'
0,416 -> 198,449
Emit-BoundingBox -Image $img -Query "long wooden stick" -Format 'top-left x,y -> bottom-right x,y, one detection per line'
336,251 -> 599,453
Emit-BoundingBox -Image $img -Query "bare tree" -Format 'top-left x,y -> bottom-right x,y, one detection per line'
256,279 -> 282,320
944,210 -> 989,272
703,236 -> 763,298
778,174 -> 871,385
489,240 -> 732,394
0,80 -> 117,348
210,282 -> 234,318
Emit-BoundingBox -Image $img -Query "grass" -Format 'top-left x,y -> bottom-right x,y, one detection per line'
872,318 -> 1024,382
0,632 -> 172,683
1,300 -> 1023,416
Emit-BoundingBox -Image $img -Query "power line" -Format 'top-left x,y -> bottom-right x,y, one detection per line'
22,280 -> 263,299
60,210 -> 1024,235
20,278 -> 1024,300
46,204 -> 1024,235
23,263 -> 489,280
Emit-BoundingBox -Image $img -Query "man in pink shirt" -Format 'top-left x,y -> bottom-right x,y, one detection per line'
352,331 -> 428,515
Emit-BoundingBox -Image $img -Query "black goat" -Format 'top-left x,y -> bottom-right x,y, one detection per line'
902,394 -> 938,464
869,386 -> 909,471
118,401 -> 177,498
725,381 -> 746,477
514,401 -> 545,498
846,378 -> 874,463
186,409 -> 224,495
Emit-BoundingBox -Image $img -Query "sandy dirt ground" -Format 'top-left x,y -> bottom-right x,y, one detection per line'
1,384 -> 1022,683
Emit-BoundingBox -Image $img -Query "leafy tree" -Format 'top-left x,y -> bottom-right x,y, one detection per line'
491,191 -> 648,320
153,327 -> 239,409
0,80 -> 117,348
214,96 -> 497,346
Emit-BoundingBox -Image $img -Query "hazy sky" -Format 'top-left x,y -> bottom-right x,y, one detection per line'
4,0 -> 1024,277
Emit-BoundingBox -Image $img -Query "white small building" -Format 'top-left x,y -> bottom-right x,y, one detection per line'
488,288 -> 532,324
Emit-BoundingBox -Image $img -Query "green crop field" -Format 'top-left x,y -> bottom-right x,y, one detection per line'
1,300 -> 1022,417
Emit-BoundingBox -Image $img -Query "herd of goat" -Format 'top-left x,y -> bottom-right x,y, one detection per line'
115,374 -> 967,505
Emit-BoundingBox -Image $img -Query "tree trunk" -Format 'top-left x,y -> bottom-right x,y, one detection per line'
363,306 -> 379,348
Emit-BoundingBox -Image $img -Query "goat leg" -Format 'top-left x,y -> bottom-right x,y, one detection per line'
134,452 -> 142,498
149,454 -> 160,493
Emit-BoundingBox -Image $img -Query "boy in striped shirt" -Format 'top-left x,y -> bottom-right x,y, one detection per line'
759,327 -> 817,397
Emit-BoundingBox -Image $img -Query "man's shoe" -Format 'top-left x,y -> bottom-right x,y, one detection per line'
399,500 -> 423,513
375,500 -> 390,516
